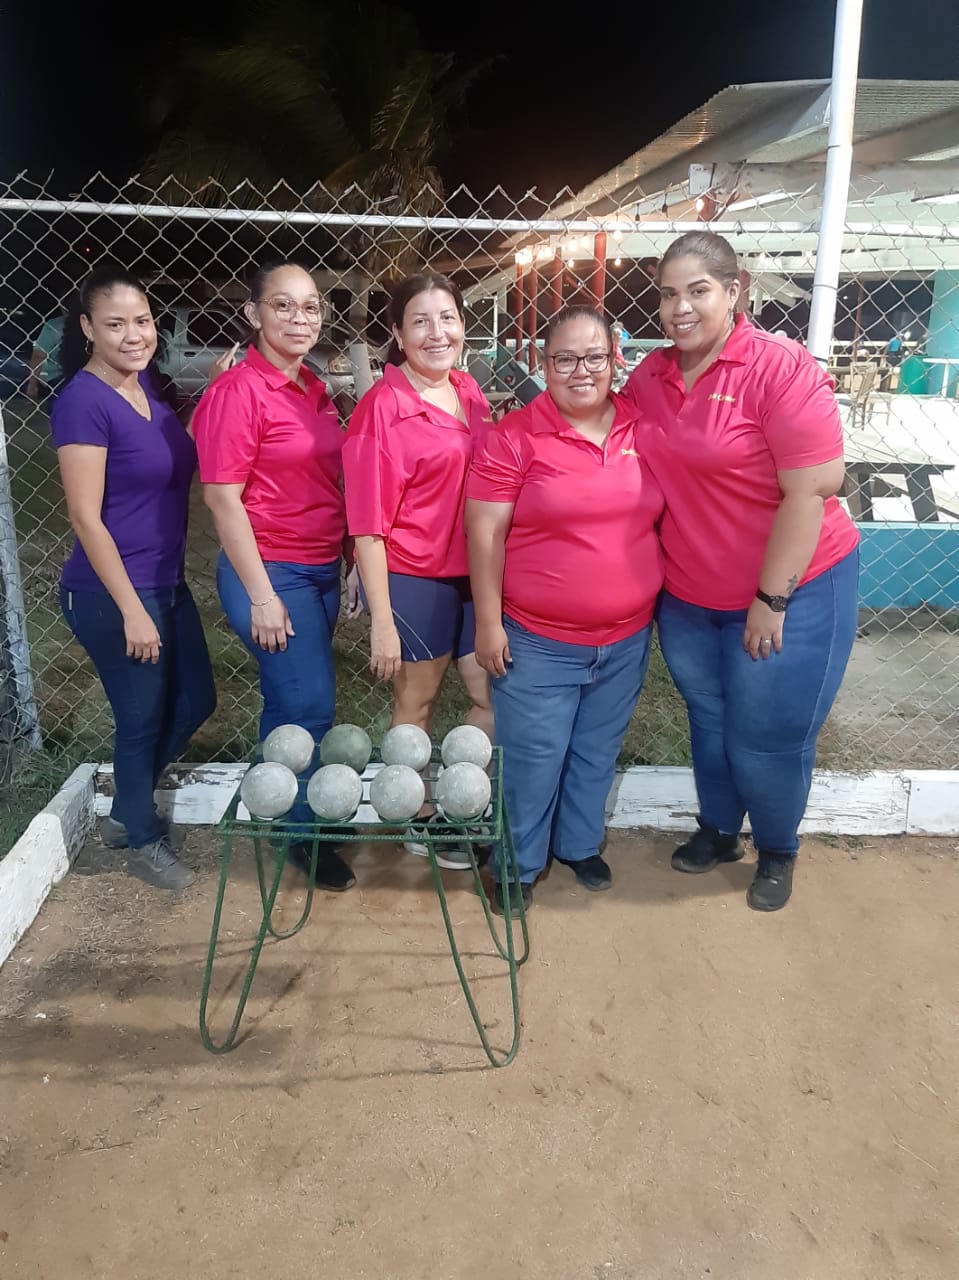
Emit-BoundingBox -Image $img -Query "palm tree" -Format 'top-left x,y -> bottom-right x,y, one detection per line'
142,0 -> 493,391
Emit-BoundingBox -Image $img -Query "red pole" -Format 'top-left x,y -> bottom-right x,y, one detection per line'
512,264 -> 525,356
526,266 -> 539,370
591,231 -> 608,312
549,255 -> 564,315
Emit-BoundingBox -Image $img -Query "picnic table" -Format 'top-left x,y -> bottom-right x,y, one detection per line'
839,396 -> 957,522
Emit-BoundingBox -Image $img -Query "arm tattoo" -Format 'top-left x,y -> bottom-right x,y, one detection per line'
785,575 -> 799,597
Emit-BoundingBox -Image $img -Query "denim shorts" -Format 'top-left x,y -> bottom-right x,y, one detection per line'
361,572 -> 475,662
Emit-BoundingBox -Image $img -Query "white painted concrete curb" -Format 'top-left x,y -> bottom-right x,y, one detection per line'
3,761 -> 958,971
0,763 -> 98,968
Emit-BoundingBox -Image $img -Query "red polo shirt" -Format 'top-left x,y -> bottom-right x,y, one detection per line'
624,317 -> 859,610
343,363 -> 493,577
193,345 -> 346,565
467,392 -> 665,644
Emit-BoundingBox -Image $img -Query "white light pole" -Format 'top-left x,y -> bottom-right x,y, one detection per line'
807,0 -> 866,364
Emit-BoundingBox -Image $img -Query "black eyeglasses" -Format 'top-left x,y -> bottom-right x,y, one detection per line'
547,351 -> 612,374
259,297 -> 323,323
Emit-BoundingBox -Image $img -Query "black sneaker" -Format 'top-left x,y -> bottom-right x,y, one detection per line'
671,820 -> 744,874
492,881 -> 533,916
286,841 -> 356,892
554,853 -> 612,891
747,853 -> 795,912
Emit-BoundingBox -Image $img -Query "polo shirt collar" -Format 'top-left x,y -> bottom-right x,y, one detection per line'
243,343 -> 327,402
528,389 -> 630,435
383,360 -> 472,423
654,313 -> 754,381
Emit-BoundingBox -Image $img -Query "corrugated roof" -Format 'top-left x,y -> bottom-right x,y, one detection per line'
542,79 -> 959,219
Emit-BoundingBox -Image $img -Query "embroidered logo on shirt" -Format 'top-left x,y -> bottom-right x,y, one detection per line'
708,393 -> 737,403
620,447 -> 639,457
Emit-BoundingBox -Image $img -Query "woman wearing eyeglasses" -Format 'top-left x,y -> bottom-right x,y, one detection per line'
466,306 -> 665,914
193,261 -> 359,891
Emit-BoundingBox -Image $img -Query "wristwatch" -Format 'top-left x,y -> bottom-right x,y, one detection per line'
755,588 -> 789,613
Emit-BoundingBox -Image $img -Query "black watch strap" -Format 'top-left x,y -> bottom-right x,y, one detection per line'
756,588 -> 789,613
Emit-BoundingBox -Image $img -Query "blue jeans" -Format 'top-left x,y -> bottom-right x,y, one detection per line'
61,582 -> 217,848
217,553 -> 341,826
656,549 -> 860,855
491,616 -> 652,884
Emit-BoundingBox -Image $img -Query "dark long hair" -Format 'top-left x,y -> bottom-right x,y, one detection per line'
59,265 -> 177,407
385,271 -> 465,366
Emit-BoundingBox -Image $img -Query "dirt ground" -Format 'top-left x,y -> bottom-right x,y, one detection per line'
1,826 -> 958,1280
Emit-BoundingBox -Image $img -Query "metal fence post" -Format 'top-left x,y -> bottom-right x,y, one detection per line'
0,404 -> 42,767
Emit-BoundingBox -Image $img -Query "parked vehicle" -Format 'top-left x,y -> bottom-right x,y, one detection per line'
0,310 -> 33,400
155,303 -> 360,402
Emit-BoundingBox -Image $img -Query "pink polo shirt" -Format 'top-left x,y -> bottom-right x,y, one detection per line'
343,363 -> 493,578
467,392 -> 665,645
624,317 -> 859,611
193,345 -> 346,565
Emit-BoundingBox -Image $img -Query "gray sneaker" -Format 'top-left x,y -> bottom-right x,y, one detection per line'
100,813 -> 171,849
403,815 -> 474,871
126,836 -> 195,890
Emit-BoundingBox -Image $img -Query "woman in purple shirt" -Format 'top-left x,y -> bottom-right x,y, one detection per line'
52,266 -> 216,889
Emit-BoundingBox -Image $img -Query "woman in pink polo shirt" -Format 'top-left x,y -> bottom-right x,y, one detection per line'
467,306 -> 665,915
343,271 -> 494,868
193,261 -> 357,892
624,231 -> 860,912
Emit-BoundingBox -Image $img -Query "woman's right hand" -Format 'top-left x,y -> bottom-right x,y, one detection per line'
474,622 -> 511,677
124,608 -> 162,664
369,618 -> 402,682
251,595 -> 295,653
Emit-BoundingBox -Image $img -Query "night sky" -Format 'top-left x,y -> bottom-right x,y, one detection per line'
1,0 -> 958,197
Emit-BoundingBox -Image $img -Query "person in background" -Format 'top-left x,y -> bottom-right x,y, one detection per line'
52,266 -> 216,890
27,311 -> 65,400
467,306 -> 664,915
623,230 -> 860,912
343,271 -> 495,870
194,261 -> 360,892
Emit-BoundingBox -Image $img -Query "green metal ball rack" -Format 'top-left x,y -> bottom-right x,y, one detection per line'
199,745 -> 530,1066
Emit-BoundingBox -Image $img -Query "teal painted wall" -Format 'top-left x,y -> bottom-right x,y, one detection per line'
859,523 -> 959,608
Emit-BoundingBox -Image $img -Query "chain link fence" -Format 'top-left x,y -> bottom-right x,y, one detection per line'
1,173 -> 958,811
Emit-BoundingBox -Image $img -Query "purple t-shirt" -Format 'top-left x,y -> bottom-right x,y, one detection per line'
51,369 -> 197,591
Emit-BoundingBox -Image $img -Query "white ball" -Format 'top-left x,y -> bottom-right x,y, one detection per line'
307,764 -> 364,822
319,723 -> 373,774
436,762 -> 492,822
261,723 -> 315,775
240,761 -> 299,820
441,724 -> 493,769
369,764 -> 426,823
380,723 -> 432,772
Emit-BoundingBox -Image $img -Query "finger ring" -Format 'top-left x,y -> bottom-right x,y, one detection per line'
761,637 -> 772,645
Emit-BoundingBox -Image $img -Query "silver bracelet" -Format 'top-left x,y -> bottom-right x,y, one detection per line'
251,592 -> 277,608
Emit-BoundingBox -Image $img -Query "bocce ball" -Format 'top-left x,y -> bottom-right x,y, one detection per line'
380,723 -> 432,772
261,723 -> 315,775
240,761 -> 299,820
307,764 -> 364,823
319,723 -> 373,774
369,764 -> 426,823
441,724 -> 492,769
435,762 -> 491,822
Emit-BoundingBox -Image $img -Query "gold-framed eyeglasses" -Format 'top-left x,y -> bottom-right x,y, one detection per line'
260,297 -> 323,323
547,351 -> 611,374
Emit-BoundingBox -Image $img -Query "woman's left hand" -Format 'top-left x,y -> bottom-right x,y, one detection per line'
344,567 -> 363,620
743,599 -> 785,661
208,343 -> 239,382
